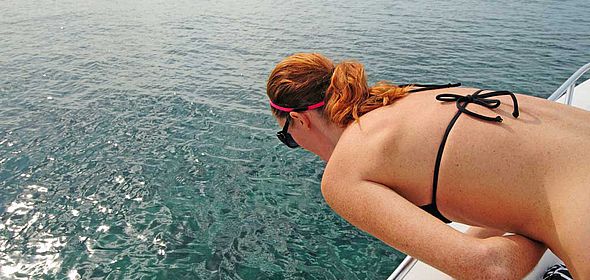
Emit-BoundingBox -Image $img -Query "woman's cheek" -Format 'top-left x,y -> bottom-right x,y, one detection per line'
292,132 -> 316,153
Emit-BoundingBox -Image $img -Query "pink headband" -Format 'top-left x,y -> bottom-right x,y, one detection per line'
269,100 -> 325,112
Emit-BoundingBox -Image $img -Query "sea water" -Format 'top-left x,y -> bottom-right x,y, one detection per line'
1,0 -> 589,279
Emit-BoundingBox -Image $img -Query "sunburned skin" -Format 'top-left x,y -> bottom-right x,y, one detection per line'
283,86 -> 590,279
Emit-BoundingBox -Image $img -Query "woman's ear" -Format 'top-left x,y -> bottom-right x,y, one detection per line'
289,112 -> 312,130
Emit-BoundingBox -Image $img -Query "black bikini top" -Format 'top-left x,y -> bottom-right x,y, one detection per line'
402,83 -> 520,223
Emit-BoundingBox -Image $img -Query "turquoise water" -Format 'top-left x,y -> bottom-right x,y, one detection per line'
1,0 -> 589,279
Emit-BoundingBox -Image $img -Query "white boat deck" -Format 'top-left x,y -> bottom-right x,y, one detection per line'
394,78 -> 590,280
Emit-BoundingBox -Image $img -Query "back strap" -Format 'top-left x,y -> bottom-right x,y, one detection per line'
430,89 -> 521,214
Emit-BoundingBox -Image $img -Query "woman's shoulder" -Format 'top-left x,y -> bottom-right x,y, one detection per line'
323,116 -> 402,184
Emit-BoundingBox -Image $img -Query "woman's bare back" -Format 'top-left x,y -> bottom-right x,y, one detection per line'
338,86 -> 590,274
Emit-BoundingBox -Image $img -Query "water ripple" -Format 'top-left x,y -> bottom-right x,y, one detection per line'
1,0 -> 588,279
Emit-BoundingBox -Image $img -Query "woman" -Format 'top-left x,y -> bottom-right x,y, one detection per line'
265,53 -> 590,279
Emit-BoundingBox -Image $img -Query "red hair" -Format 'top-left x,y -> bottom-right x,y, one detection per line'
267,53 -> 410,127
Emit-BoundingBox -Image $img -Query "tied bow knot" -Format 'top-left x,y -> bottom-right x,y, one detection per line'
435,90 -> 520,122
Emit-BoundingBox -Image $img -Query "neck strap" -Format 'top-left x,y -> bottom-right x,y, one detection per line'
403,83 -> 462,93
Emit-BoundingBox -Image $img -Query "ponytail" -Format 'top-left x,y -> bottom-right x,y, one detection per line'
324,61 -> 410,127
267,54 -> 410,127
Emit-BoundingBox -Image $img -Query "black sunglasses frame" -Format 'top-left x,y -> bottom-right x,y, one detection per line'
276,114 -> 299,148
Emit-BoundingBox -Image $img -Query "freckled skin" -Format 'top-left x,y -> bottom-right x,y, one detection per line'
283,86 -> 590,278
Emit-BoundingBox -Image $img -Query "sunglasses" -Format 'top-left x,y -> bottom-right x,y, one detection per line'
276,114 -> 299,148
270,100 -> 326,149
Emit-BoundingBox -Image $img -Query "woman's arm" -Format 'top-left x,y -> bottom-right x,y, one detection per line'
320,178 -> 545,279
463,227 -> 548,276
465,226 -> 506,238
483,234 -> 547,277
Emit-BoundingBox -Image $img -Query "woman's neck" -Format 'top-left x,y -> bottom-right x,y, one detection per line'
316,122 -> 346,162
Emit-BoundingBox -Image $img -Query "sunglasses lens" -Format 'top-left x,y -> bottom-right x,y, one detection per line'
277,131 -> 299,148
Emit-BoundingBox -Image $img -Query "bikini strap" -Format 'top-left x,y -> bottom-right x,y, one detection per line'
429,89 -> 520,217
436,90 -> 520,122
402,83 -> 462,93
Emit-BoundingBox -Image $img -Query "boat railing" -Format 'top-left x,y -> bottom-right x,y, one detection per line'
386,62 -> 590,280
386,255 -> 417,280
547,62 -> 590,103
